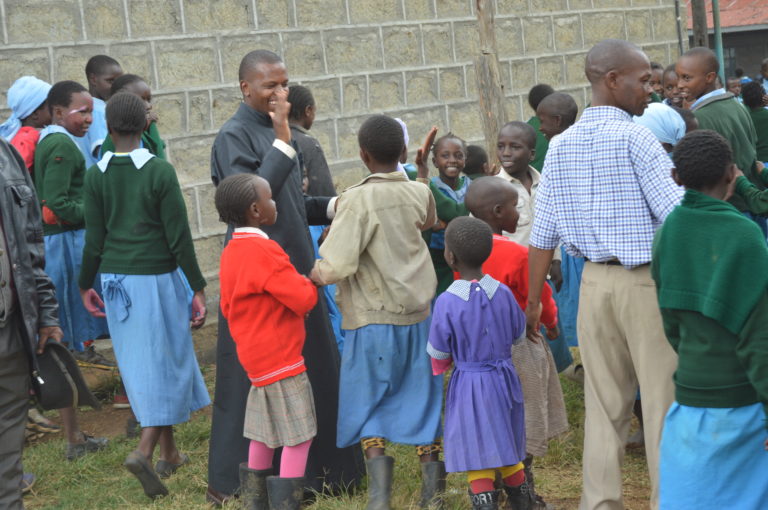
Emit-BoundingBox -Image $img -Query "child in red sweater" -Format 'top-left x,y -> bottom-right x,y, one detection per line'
465,176 -> 568,509
215,173 -> 318,510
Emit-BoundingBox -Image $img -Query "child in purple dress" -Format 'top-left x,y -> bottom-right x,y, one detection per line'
427,216 -> 531,510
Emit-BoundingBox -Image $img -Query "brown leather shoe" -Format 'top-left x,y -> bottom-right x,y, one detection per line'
206,486 -> 236,507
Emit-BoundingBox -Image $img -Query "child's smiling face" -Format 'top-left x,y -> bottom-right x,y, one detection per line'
497,126 -> 534,175
432,138 -> 465,181
56,91 -> 93,137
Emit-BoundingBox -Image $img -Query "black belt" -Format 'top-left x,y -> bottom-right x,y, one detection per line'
587,258 -> 623,266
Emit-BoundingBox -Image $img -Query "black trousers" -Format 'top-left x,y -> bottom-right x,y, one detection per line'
0,348 -> 30,510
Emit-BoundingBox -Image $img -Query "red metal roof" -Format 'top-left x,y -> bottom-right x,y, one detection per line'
686,0 -> 768,30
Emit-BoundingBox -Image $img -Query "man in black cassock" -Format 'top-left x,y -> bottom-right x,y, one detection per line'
207,49 -> 363,504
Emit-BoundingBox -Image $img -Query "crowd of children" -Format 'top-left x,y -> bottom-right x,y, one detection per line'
3,37 -> 768,510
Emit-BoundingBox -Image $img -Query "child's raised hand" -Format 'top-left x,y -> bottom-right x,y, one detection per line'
79,288 -> 106,318
191,290 -> 207,329
415,126 -> 438,179
269,87 -> 292,144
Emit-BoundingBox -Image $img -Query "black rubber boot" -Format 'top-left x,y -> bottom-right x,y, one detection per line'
419,461 -> 446,509
266,476 -> 304,510
502,481 -> 535,510
365,455 -> 394,510
522,457 -> 554,510
469,489 -> 500,510
239,463 -> 270,510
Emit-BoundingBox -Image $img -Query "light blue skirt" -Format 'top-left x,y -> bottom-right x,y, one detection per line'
101,271 -> 210,426
337,320 -> 443,448
553,247 -> 584,348
660,401 -> 768,509
43,229 -> 108,350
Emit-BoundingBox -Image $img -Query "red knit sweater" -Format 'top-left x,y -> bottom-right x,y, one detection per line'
483,234 -> 558,329
219,231 -> 318,387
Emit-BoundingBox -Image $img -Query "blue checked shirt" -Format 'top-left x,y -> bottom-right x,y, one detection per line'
530,106 -> 683,267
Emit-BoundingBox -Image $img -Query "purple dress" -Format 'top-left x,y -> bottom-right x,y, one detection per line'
427,275 -> 527,473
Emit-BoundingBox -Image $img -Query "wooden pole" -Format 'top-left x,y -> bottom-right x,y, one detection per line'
691,0 -> 709,48
473,0 -> 508,163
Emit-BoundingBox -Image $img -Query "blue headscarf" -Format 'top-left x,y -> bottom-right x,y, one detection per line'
633,102 -> 686,146
0,76 -> 52,142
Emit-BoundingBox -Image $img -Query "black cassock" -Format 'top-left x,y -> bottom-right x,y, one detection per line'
209,102 -> 363,495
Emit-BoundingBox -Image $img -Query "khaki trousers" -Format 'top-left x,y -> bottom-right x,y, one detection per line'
577,263 -> 676,510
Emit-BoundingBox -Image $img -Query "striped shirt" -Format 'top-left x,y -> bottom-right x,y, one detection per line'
530,106 -> 683,267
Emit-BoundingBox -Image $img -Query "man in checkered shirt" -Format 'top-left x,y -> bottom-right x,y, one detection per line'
526,39 -> 683,510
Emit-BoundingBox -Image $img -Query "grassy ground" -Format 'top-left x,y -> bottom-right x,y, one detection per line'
22,360 -> 651,509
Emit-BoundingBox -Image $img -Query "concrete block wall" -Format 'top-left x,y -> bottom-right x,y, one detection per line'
0,0 -> 684,306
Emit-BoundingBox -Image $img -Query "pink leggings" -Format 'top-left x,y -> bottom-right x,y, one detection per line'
248,439 -> 313,478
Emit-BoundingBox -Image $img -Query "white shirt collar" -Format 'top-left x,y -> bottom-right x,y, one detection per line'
233,226 -> 269,239
96,148 -> 155,173
445,274 -> 500,301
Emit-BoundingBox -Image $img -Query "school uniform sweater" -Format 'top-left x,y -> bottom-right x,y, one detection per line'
484,234 -> 558,330
748,107 -> 768,162
652,189 -> 768,420
78,151 -> 205,291
219,230 -> 318,387
33,132 -> 85,235
693,94 -> 760,210
100,122 -> 166,160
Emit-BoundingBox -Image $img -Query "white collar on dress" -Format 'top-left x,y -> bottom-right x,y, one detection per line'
96,148 -> 155,173
445,274 -> 500,301
233,226 -> 269,239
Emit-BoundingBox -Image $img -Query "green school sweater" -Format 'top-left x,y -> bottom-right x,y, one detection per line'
652,190 -> 768,418
100,122 -> 167,160
748,107 -> 768,162
693,95 -> 760,211
33,132 -> 85,235
79,154 -> 205,292
735,174 -> 768,215
527,116 -> 549,172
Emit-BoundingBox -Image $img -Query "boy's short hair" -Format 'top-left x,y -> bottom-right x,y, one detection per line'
464,145 -> 488,174
215,173 -> 261,227
742,81 -> 764,109
500,121 -> 537,149
111,74 -> 145,96
47,80 -> 87,115
287,85 -> 315,121
85,55 -> 120,77
527,83 -> 555,111
672,130 -> 732,190
538,92 -> 578,127
445,216 -> 493,267
358,115 -> 404,165
106,92 -> 146,136
239,50 -> 282,81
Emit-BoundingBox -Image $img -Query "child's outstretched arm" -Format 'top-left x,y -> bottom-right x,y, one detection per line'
735,167 -> 768,215
311,200 -> 369,286
263,248 -> 318,318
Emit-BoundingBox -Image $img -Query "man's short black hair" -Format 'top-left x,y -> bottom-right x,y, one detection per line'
528,83 -> 555,111
445,216 -> 493,268
500,121 -> 537,149
47,80 -> 87,116
238,50 -> 283,81
672,130 -> 732,190
106,92 -> 146,136
287,85 -> 315,121
111,74 -> 145,96
85,55 -> 120,77
215,173 -> 262,227
358,115 -> 404,165
464,145 -> 488,174
742,81 -> 764,109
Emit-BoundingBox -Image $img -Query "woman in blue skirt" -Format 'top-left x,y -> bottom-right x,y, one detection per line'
79,93 -> 210,499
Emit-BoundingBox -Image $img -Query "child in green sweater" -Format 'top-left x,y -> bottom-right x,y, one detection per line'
34,80 -> 110,460
652,129 -> 768,509
79,92 -> 209,499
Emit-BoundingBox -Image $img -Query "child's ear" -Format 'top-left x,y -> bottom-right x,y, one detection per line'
528,147 -> 535,162
705,71 -> 718,85
671,168 -> 684,186
492,203 -> 504,218
724,163 -> 737,185
359,147 -> 371,165
481,162 -> 490,175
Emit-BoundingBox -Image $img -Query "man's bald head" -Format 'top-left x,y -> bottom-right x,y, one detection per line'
681,47 -> 719,75
585,39 -> 648,84
238,50 -> 283,81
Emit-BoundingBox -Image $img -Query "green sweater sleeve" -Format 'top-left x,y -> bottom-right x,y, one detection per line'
429,181 -> 468,221
735,175 -> 768,215
40,137 -> 84,225
79,170 -> 105,289
735,291 -> 768,428
157,166 -> 206,291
